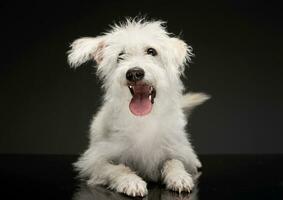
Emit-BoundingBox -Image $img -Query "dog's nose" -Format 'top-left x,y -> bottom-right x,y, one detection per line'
126,67 -> 145,82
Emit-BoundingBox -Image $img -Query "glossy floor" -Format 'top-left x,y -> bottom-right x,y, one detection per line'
1,155 -> 283,199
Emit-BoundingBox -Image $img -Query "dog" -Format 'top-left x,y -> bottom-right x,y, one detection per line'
68,18 -> 209,197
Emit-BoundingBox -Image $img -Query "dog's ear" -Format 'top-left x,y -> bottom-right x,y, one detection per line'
67,36 -> 105,68
170,37 -> 193,73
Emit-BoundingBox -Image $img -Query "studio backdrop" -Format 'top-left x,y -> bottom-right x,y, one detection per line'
0,1 -> 282,154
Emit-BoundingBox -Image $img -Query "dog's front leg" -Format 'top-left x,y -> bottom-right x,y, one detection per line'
87,162 -> 148,197
161,159 -> 195,193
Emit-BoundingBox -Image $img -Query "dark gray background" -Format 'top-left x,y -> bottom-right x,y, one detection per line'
0,0 -> 282,155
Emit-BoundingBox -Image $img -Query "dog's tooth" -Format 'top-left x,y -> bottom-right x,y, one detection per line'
149,94 -> 155,104
129,86 -> 134,96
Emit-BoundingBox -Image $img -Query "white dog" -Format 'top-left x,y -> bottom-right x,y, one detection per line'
68,18 -> 209,197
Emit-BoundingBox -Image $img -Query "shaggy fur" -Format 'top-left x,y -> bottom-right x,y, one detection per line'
68,18 -> 209,197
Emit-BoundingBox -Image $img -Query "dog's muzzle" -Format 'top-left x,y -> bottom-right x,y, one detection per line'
126,68 -> 156,116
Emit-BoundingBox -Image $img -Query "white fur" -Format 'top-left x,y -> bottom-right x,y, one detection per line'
161,159 -> 194,193
68,18 -> 209,197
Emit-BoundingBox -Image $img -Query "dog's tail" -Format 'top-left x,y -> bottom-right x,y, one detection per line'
181,92 -> 210,113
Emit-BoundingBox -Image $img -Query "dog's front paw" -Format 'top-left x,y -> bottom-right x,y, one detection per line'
164,171 -> 194,193
111,174 -> 148,197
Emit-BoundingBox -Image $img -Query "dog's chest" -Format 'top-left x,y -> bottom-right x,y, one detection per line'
113,119 -> 170,180
108,110 -> 183,180
119,140 -> 167,181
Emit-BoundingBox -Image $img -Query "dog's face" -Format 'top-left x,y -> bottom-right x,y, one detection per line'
68,19 -> 193,116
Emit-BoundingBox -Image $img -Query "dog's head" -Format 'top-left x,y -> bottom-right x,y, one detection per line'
68,19 -> 193,116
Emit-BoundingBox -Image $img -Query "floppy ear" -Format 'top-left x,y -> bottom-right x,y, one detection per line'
67,36 -> 105,68
170,37 -> 193,73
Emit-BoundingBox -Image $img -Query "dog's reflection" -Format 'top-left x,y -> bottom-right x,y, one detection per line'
73,183 -> 199,200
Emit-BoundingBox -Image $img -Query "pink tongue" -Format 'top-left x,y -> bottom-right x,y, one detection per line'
129,94 -> 152,116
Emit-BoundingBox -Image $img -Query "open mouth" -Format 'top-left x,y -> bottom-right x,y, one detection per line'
128,81 -> 156,116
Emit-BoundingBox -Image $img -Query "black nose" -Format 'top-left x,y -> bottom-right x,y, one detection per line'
126,67 -> 145,82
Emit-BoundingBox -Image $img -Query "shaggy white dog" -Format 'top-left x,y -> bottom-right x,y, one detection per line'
68,18 -> 209,197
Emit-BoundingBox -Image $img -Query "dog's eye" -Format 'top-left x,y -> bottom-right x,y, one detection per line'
117,51 -> 125,62
146,48 -> 157,56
